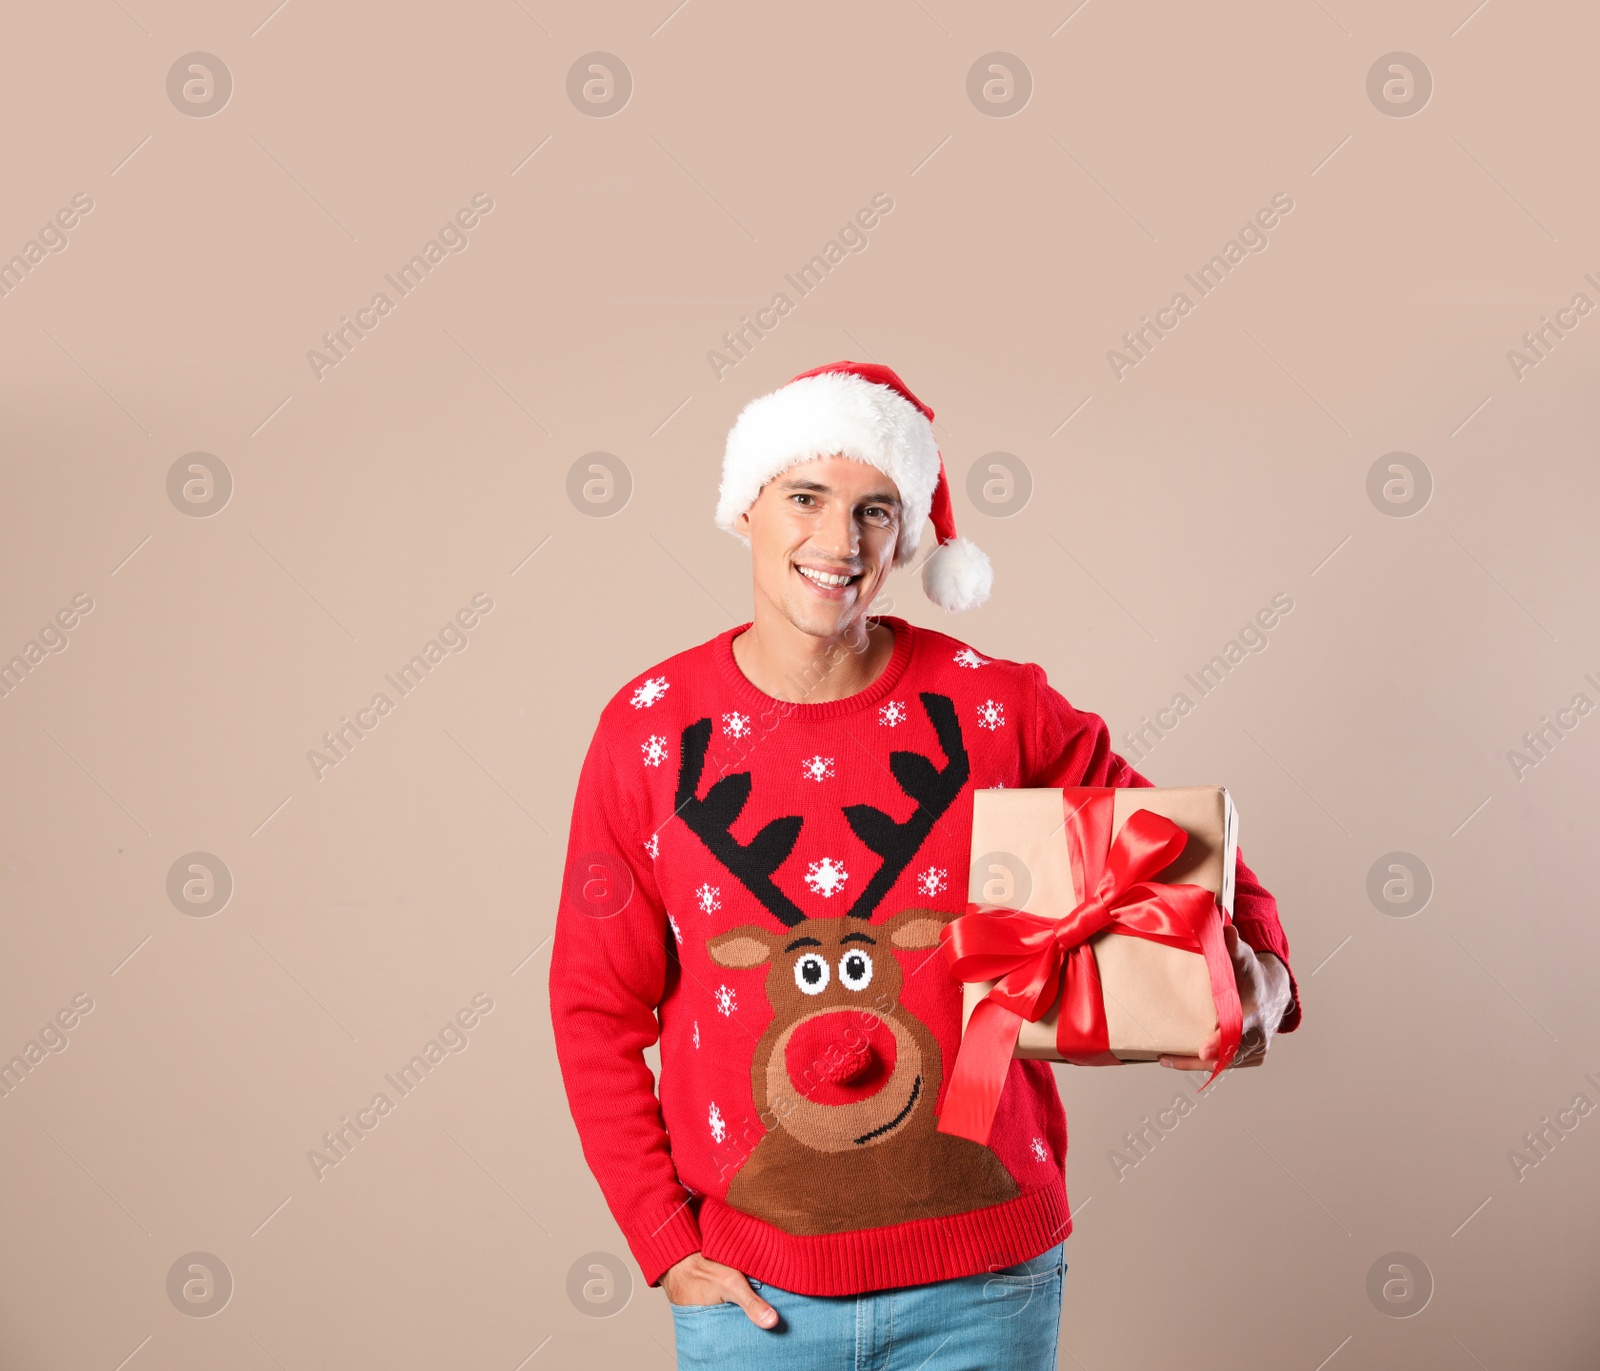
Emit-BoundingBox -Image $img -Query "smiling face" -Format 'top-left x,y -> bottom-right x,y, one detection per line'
734,455 -> 901,640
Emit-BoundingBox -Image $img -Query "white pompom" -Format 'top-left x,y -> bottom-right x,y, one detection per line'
920,536 -> 993,612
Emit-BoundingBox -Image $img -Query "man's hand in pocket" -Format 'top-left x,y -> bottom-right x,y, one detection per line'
662,1252 -> 778,1328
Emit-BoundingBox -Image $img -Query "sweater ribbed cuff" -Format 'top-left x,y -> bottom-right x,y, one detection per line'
630,1196 -> 705,1287
1235,914 -> 1301,1033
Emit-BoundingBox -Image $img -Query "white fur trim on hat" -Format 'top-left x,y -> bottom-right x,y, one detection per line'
921,535 -> 994,613
716,371 -> 941,566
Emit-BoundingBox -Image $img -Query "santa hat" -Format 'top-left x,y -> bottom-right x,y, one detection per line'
716,360 -> 994,612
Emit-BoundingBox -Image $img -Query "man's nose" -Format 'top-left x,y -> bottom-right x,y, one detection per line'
815,502 -> 860,559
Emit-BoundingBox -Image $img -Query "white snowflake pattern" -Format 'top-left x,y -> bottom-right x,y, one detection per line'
693,1020 -> 700,1049
695,883 -> 722,915
709,1101 -> 726,1143
954,648 -> 990,669
641,734 -> 669,767
800,755 -> 835,782
916,867 -> 948,897
805,857 -> 850,898
879,700 -> 907,727
629,676 -> 670,709
1030,1136 -> 1049,1162
715,984 -> 737,1017
976,699 -> 1006,731
667,913 -> 683,946
722,711 -> 751,739
643,833 -> 659,860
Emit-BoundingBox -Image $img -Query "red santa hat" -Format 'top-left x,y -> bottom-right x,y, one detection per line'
716,360 -> 994,612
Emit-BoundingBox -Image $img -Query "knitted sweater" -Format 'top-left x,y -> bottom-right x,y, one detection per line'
548,616 -> 1299,1296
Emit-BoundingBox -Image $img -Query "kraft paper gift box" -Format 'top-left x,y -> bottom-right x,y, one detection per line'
958,785 -> 1238,1063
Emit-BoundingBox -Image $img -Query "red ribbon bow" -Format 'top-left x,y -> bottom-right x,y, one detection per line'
936,789 -> 1242,1146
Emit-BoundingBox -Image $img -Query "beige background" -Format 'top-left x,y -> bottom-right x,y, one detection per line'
2,1 -> 1597,1367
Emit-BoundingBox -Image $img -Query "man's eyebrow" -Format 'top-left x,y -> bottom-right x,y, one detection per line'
775,477 -> 901,507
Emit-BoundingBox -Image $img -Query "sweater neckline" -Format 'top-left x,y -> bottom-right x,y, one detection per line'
714,615 -> 917,720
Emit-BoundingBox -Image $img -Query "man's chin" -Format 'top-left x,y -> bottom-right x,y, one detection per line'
781,590 -> 857,641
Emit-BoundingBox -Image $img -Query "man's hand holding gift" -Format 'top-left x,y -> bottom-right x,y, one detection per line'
1159,926 -> 1291,1072
938,786 -> 1297,1148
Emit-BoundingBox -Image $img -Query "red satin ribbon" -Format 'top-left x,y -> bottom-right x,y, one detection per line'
936,789 -> 1242,1146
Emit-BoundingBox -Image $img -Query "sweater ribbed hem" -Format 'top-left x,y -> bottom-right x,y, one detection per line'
697,1181 -> 1071,1297
634,1197 -> 706,1288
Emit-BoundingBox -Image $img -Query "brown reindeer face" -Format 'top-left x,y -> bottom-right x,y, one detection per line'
673,689 -> 1019,1197
707,909 -> 951,1153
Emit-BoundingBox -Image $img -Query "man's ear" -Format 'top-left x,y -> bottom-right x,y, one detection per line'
708,925 -> 781,968
884,907 -> 954,950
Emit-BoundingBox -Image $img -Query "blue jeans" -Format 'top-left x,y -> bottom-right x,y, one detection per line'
669,1243 -> 1066,1370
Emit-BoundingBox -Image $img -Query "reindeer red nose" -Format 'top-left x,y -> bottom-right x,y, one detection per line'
786,1012 -> 898,1105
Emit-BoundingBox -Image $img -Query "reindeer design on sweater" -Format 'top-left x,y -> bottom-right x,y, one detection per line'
674,691 -> 1020,1235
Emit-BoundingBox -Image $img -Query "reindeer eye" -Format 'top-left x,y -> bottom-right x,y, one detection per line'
794,952 -> 830,995
838,949 -> 873,991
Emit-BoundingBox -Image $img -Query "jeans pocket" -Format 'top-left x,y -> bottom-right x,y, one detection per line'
668,1298 -> 740,1315
975,1270 -> 1061,1327
988,1242 -> 1066,1285
985,1268 -> 1060,1293
668,1275 -> 763,1313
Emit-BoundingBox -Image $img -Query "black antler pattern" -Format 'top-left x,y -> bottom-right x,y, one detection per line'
842,691 -> 968,920
672,691 -> 968,927
674,717 -> 808,926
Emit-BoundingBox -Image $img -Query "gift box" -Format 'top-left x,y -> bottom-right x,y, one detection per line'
936,786 -> 1242,1146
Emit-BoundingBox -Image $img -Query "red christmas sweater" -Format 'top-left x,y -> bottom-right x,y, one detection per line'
549,616 -> 1299,1296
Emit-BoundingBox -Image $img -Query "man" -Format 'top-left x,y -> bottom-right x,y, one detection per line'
549,361 -> 1298,1368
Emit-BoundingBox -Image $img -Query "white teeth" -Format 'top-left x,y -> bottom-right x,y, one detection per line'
798,566 -> 853,587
